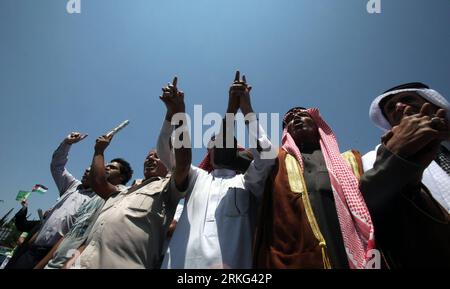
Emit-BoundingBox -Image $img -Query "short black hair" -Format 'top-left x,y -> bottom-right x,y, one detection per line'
110,158 -> 133,185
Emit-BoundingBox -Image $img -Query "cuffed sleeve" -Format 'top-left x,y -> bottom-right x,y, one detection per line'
50,142 -> 79,196
157,120 -> 175,172
243,117 -> 276,199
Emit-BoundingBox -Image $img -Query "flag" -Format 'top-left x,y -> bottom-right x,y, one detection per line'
16,191 -> 31,202
32,184 -> 48,194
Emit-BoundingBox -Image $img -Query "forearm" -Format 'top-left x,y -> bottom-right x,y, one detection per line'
240,102 -> 254,116
174,147 -> 191,190
244,117 -> 276,198
222,115 -> 236,147
165,109 -> 173,122
173,114 -> 192,190
90,152 -> 111,199
247,114 -> 275,159
51,142 -> 70,171
157,119 -> 175,172
14,207 -> 28,231
51,142 -> 76,194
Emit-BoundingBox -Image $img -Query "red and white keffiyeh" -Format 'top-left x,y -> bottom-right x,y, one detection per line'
282,108 -> 376,269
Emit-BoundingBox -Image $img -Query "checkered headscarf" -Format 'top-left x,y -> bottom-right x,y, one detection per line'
282,108 -> 376,269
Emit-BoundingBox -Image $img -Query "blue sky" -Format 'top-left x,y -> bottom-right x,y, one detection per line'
1,0 -> 449,219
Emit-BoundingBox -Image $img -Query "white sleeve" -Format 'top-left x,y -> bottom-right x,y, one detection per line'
243,115 -> 277,199
50,142 -> 80,196
156,120 -> 175,172
362,145 -> 381,172
173,199 -> 185,222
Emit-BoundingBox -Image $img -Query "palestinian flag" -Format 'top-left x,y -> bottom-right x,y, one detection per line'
16,191 -> 31,202
32,184 -> 48,194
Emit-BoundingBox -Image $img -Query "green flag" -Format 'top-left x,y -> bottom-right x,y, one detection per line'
16,191 -> 31,202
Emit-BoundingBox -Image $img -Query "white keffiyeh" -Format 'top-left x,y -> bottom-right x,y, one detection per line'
369,88 -> 450,131
367,88 -> 450,213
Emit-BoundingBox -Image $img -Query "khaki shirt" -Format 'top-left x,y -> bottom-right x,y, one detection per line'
77,176 -> 182,268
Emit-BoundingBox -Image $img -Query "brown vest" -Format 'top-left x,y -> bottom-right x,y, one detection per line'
253,149 -> 363,269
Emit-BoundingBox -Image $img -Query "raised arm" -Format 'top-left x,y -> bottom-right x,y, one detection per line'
156,107 -> 176,172
89,135 -> 117,199
14,200 -> 33,232
233,71 -> 276,198
160,77 -> 191,191
51,132 -> 87,196
212,71 -> 243,167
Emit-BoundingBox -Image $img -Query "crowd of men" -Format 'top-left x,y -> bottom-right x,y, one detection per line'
4,72 -> 450,269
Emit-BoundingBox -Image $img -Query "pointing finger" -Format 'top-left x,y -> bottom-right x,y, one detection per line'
234,71 -> 240,83
172,76 -> 178,88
